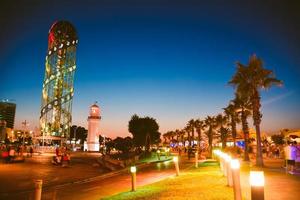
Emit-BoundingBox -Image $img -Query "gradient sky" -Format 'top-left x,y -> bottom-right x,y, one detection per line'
1,0 -> 300,138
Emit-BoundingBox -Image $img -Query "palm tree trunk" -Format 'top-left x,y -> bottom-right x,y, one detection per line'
253,91 -> 264,167
197,130 -> 201,149
208,129 -> 213,158
255,124 -> 264,166
244,133 -> 250,161
191,130 -> 194,146
241,110 -> 250,161
232,120 -> 236,147
188,132 -> 191,147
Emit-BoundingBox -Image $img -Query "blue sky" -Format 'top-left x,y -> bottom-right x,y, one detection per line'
1,1 -> 300,138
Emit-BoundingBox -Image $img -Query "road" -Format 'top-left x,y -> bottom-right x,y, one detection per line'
1,155 -> 194,200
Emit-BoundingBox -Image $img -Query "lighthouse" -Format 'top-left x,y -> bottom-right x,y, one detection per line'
84,103 -> 101,151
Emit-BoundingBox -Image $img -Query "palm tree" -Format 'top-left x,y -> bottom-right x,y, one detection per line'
184,125 -> 192,147
162,132 -> 168,143
223,103 -> 239,147
187,119 -> 195,146
179,129 -> 186,145
215,114 -> 229,149
232,93 -> 252,161
229,55 -> 282,167
194,119 -> 205,148
169,131 -> 176,143
204,115 -> 217,158
175,129 -> 180,144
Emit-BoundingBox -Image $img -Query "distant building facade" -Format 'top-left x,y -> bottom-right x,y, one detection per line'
0,101 -> 16,129
0,120 -> 7,142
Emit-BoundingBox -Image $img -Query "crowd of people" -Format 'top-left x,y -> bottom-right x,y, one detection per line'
0,144 -> 33,163
52,146 -> 71,166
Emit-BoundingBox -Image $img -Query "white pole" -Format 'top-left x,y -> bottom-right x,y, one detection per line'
34,179 -> 43,200
195,152 -> 198,168
173,156 -> 180,176
130,166 -> 137,191
231,159 -> 242,200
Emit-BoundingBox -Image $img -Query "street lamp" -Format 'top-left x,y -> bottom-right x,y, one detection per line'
224,154 -> 233,187
22,120 -> 29,146
173,156 -> 179,176
250,171 -> 264,200
231,159 -> 242,200
130,166 -> 137,191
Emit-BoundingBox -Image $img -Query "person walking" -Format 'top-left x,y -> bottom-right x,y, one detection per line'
9,146 -> 15,162
284,141 -> 297,174
29,146 -> 34,157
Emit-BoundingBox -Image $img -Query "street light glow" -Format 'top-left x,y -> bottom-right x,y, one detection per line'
173,156 -> 178,162
250,171 -> 264,187
230,159 -> 240,169
130,166 -> 136,173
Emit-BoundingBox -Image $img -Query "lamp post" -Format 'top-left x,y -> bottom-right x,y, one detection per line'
195,151 -> 198,168
224,155 -> 233,187
250,171 -> 264,200
231,159 -> 242,200
34,179 -> 43,200
173,156 -> 179,176
157,150 -> 161,161
221,153 -> 227,176
130,166 -> 137,191
22,120 -> 29,146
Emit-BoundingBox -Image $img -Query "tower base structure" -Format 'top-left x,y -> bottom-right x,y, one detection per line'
84,141 -> 100,151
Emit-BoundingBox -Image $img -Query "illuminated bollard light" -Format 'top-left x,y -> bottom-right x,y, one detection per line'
225,155 -> 233,187
130,166 -> 137,192
221,153 -> 228,176
157,150 -> 161,161
231,159 -> 242,200
34,179 -> 43,200
166,148 -> 170,158
195,152 -> 198,168
212,149 -> 216,160
218,152 -> 224,173
173,156 -> 180,176
250,171 -> 265,200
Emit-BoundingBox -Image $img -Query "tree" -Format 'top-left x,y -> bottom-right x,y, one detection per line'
114,136 -> 134,154
175,129 -> 181,144
204,115 -> 217,158
194,119 -> 205,148
187,119 -> 196,146
70,125 -> 88,145
223,103 -> 239,147
184,125 -> 191,147
128,114 -> 161,152
216,114 -> 229,149
232,93 -> 252,161
229,55 -> 282,167
271,134 -> 285,145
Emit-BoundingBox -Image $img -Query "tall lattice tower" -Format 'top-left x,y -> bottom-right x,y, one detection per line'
40,21 -> 78,139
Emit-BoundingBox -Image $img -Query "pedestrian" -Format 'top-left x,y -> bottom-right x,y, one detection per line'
9,146 -> 15,162
30,146 -> 34,157
188,147 -> 192,160
284,141 -> 297,174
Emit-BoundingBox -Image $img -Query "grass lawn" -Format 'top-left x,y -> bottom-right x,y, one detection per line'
138,153 -> 173,164
103,162 -> 234,200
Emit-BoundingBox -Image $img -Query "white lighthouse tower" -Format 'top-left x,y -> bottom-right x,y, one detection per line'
84,103 -> 101,151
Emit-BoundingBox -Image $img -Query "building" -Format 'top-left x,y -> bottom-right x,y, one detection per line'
84,103 -> 101,151
0,120 -> 6,142
0,100 -> 16,129
39,21 -> 78,139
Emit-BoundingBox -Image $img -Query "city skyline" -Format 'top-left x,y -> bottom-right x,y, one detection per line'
1,1 -> 300,138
